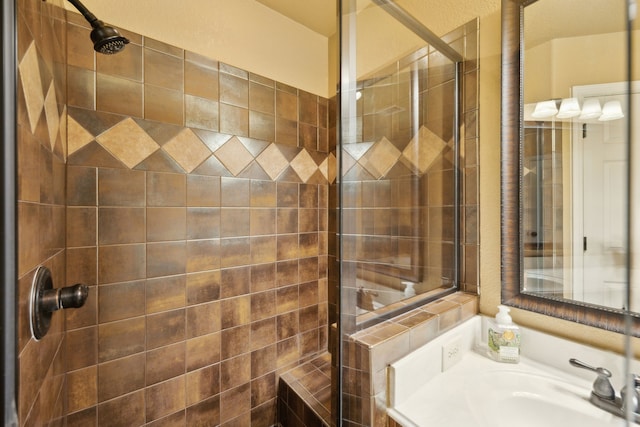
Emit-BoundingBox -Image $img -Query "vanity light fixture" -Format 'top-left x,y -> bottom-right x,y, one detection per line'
529,97 -> 624,121
531,100 -> 558,118
578,98 -> 603,120
598,100 -> 624,121
556,97 -> 581,119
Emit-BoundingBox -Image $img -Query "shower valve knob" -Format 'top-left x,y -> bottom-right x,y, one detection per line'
30,266 -> 89,340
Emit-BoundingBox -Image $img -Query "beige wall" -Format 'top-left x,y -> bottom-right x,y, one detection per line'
63,0 -> 330,97
525,30 -> 640,103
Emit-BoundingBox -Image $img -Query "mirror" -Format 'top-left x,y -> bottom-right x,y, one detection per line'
501,0 -> 640,334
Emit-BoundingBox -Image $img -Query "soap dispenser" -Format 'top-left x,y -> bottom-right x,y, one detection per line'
487,305 -> 521,363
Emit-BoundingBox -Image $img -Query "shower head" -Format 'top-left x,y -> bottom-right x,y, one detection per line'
65,0 -> 129,54
89,22 -> 130,54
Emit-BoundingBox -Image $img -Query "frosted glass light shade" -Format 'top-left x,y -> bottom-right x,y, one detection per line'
578,98 -> 602,120
598,100 -> 624,121
556,98 -> 581,118
531,100 -> 558,118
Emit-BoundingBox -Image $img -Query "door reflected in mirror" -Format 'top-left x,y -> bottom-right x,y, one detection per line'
521,0 -> 640,313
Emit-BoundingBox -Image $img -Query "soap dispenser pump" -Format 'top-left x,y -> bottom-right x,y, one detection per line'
487,305 -> 521,363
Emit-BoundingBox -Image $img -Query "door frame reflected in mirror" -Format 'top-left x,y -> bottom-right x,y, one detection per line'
500,0 -> 640,335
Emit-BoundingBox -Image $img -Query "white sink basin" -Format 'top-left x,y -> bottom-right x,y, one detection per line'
464,361 -> 621,427
387,316 -> 636,427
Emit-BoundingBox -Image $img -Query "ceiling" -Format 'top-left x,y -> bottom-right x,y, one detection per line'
255,0 -> 338,37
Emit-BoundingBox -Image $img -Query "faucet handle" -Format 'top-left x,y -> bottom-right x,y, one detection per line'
569,358 -> 616,400
621,374 -> 640,414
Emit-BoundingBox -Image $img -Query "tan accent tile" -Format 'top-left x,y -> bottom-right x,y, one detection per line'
256,144 -> 288,180
320,153 -> 337,184
68,115 -> 95,156
43,83 -> 60,150
290,149 -> 318,183
96,118 -> 159,169
359,137 -> 401,179
163,128 -> 212,173
18,42 -> 44,133
214,136 -> 253,176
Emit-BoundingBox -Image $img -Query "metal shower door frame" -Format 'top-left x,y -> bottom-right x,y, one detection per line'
1,0 -> 18,425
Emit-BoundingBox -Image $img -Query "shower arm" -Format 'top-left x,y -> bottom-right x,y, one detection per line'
66,0 -> 103,28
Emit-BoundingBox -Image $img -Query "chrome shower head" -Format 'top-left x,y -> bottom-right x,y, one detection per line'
66,0 -> 130,54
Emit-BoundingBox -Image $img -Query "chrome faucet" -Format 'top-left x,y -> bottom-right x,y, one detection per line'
570,358 -> 640,422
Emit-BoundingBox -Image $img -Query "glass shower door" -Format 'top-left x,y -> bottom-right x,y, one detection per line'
336,0 -> 465,424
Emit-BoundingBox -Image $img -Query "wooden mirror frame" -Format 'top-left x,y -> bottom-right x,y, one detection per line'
500,0 -> 640,335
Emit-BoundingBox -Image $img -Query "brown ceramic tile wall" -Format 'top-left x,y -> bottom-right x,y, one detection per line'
61,8 -> 331,427
16,0 -> 68,426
